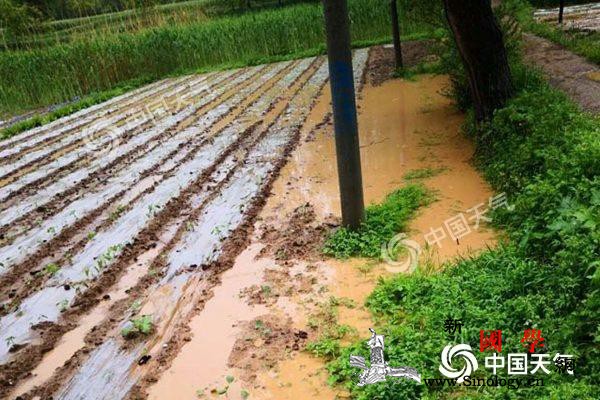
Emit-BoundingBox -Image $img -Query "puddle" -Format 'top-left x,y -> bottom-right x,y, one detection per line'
266,74 -> 496,261
246,73 -> 497,398
146,244 -> 270,399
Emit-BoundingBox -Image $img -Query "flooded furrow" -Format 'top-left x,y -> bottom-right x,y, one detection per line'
0,59 -> 312,366
52,49 -> 368,400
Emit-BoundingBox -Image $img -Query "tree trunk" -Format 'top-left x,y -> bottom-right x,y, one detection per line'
443,0 -> 513,122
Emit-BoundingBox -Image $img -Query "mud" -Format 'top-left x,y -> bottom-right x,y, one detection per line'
367,41 -> 436,86
191,71 -> 497,399
1,46 -> 498,400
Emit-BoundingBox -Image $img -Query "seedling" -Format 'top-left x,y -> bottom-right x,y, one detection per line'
109,205 -> 127,221
57,299 -> 69,312
121,315 -> 153,339
44,262 -> 60,276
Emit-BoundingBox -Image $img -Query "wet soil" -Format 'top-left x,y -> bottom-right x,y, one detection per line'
2,44 -> 499,400
367,40 -> 437,86
143,50 -> 498,399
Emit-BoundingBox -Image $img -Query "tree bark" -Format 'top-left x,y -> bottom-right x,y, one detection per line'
443,0 -> 513,122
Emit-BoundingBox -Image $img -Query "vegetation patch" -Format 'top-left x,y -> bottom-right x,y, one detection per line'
0,0 -> 439,116
319,30 -> 600,399
121,314 -> 154,339
403,167 -> 447,181
323,184 -> 432,259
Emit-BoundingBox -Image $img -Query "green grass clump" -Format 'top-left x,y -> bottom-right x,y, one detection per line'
323,184 -> 431,259
321,39 -> 600,400
403,167 -> 447,181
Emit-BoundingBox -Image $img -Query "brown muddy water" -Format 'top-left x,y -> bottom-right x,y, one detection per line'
143,73 -> 497,399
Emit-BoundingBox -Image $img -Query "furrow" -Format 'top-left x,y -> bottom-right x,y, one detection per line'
0,59 -> 308,364
0,72 -> 226,182
52,53 -> 341,400
0,77 -> 176,152
0,68 -> 244,216
0,75 -> 197,158
0,66 -> 263,272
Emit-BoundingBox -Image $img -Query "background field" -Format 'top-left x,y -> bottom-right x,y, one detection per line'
0,0 -> 441,117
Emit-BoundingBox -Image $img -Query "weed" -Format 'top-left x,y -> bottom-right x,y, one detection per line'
323,184 -> 432,259
254,319 -> 271,337
403,166 -> 447,181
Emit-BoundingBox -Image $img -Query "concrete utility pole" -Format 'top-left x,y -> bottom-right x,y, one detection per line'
390,0 -> 403,69
558,0 -> 565,24
321,0 -> 365,230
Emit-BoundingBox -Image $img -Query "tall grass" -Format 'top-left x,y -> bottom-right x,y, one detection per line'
0,0 -> 436,116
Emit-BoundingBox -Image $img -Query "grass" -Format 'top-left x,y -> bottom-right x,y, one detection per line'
403,167 -> 447,181
316,19 -> 600,400
323,184 -> 432,259
529,23 -> 600,65
0,0 -> 438,118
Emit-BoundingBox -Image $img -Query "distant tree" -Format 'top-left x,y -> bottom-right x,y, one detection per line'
0,0 -> 41,47
442,0 -> 514,122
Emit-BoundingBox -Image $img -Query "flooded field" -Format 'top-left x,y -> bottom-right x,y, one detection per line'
0,46 -> 497,400
0,50 -> 368,399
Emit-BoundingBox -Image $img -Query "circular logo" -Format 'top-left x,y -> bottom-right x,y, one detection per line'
439,344 -> 478,383
381,233 -> 421,273
81,125 -> 123,157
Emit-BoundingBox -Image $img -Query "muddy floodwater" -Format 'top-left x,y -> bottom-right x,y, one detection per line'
144,71 -> 497,398
1,46 -> 498,400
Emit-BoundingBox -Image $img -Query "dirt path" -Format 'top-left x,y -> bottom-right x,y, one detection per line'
142,47 -> 497,400
522,33 -> 600,113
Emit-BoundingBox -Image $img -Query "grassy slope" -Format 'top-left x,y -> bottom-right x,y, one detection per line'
319,8 -> 599,400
